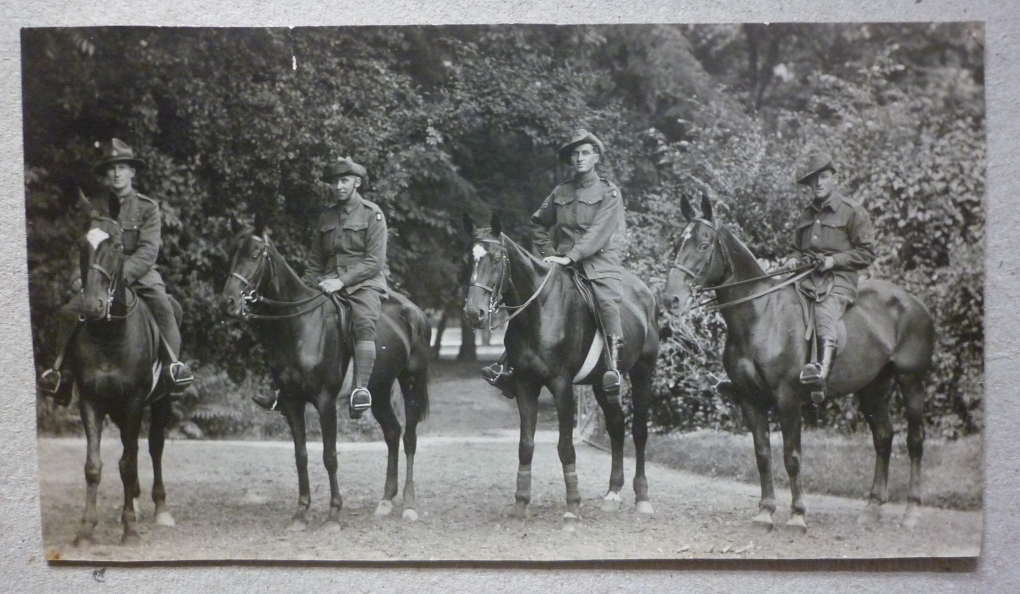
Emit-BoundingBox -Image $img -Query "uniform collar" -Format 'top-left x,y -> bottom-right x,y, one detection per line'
112,188 -> 137,203
338,190 -> 363,214
574,169 -> 600,189
809,191 -> 843,213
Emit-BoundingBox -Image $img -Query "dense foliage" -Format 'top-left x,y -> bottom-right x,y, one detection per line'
23,24 -> 984,437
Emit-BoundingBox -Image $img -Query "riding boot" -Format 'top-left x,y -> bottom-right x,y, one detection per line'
480,351 -> 515,399
810,339 -> 837,404
251,389 -> 280,411
349,340 -> 376,419
142,288 -> 194,397
602,335 -> 623,405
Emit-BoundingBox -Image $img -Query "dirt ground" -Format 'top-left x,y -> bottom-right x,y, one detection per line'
38,362 -> 982,561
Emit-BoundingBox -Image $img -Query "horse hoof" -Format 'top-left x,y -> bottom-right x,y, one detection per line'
785,514 -> 808,534
402,508 -> 419,522
321,520 -> 342,533
288,518 -> 309,532
602,492 -> 622,513
72,534 -> 95,548
635,500 -> 654,515
121,532 -> 141,546
751,510 -> 775,531
563,511 -> 581,531
856,503 -> 881,528
511,502 -> 528,520
155,511 -> 176,527
374,500 -> 394,517
901,504 -> 921,529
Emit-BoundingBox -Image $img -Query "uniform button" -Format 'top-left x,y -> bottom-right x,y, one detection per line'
813,235 -> 818,239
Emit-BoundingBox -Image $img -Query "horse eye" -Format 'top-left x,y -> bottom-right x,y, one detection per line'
698,243 -> 709,252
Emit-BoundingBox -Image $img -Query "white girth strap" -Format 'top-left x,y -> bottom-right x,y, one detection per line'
573,332 -> 604,384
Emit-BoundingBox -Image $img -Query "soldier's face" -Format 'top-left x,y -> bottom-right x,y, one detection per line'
809,169 -> 835,201
104,163 -> 135,193
571,144 -> 600,174
335,175 -> 361,200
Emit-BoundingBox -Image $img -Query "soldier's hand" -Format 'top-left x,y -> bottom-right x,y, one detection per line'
543,256 -> 572,266
816,256 -> 836,272
781,257 -> 800,270
318,279 -> 346,293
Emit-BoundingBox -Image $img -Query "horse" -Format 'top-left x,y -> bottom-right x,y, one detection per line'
463,216 -> 659,525
662,195 -> 935,532
67,197 -> 177,545
222,218 -> 431,529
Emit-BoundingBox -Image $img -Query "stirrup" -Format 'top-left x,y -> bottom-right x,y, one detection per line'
251,390 -> 279,411
38,369 -> 62,396
349,387 -> 372,419
799,363 -> 822,385
603,369 -> 622,404
168,361 -> 194,393
481,363 -> 516,399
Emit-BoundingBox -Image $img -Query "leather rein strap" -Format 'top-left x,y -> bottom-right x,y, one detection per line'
232,235 -> 331,320
471,237 -> 553,332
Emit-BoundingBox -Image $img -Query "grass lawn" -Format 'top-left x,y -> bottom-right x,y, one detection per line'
637,429 -> 982,511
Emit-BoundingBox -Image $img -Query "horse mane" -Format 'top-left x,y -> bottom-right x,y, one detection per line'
717,224 -> 768,280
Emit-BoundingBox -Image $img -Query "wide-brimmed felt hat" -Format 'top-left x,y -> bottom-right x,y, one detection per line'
93,138 -> 146,175
557,129 -> 605,164
321,156 -> 368,183
796,152 -> 836,185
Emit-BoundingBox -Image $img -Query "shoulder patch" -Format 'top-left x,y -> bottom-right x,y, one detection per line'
376,212 -> 382,221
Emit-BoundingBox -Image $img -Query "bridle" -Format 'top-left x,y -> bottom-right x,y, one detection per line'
670,218 -> 814,312
83,233 -> 137,322
228,233 -> 329,320
469,236 -> 553,331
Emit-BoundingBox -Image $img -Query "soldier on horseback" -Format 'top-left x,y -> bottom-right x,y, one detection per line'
38,138 -> 193,404
267,156 -> 386,419
482,129 -> 626,401
784,152 -> 877,402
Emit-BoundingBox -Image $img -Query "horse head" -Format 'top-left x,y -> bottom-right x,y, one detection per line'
78,192 -> 126,321
463,212 -> 508,329
223,215 -> 270,318
663,194 -> 726,317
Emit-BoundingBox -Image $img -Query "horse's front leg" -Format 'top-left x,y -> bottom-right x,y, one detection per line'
511,379 -> 542,520
315,391 -> 343,529
590,381 -> 626,513
149,396 -> 175,527
551,377 -> 582,527
117,407 -> 144,545
278,396 -> 311,531
777,389 -> 808,534
74,396 -> 103,547
738,393 -> 776,530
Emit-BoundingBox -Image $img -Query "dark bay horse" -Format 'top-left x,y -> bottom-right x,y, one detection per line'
69,201 -> 177,545
223,220 -> 431,529
663,195 -> 934,532
463,218 -> 659,524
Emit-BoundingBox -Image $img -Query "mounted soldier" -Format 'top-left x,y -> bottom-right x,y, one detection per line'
482,129 -> 627,402
250,156 -> 387,419
37,138 -> 193,404
783,152 -> 877,402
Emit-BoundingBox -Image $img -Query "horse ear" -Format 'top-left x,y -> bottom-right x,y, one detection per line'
489,212 -> 502,237
700,193 -> 713,222
462,212 -> 474,235
107,193 -> 121,222
253,212 -> 266,236
229,217 -> 244,236
77,187 -> 99,219
680,196 -> 696,222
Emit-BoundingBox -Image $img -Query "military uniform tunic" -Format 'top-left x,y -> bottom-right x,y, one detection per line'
531,169 -> 625,338
790,191 -> 877,342
304,191 -> 388,342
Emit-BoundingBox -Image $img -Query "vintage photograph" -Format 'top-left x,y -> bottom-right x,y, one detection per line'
22,23 -> 984,561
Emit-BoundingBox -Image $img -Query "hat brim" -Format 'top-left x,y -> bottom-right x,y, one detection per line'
94,157 -> 146,175
796,164 -> 835,185
558,135 -> 605,164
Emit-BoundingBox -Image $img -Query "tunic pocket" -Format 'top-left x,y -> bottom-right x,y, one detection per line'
575,193 -> 605,226
320,220 -> 338,255
340,221 -> 368,253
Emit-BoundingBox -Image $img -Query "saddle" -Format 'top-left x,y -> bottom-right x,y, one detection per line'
567,268 -> 612,383
327,292 -> 356,348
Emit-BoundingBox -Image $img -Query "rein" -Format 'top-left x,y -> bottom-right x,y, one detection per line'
471,237 -> 553,332
672,218 -> 816,311
231,235 -> 332,320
